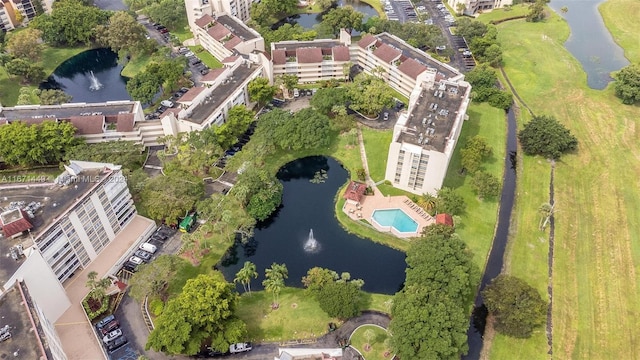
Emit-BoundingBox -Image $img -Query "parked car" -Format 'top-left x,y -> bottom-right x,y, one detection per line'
95,315 -> 116,330
140,242 -> 158,253
106,336 -> 128,352
100,320 -> 120,336
161,100 -> 174,108
102,329 -> 123,344
293,88 -> 300,98
129,256 -> 144,266
134,250 -> 153,262
159,28 -> 169,34
383,112 -> 390,121
229,342 -> 252,354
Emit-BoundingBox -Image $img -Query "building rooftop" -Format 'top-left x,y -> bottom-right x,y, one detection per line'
332,46 -> 351,61
397,57 -> 429,80
178,87 -> 206,103
373,43 -> 402,64
194,13 -> 214,28
0,282 -> 48,360
201,68 -> 227,82
296,47 -> 323,63
185,64 -> 260,125
273,39 -> 343,50
376,33 -> 460,80
0,102 -> 136,122
396,81 -> 468,153
215,15 -> 259,41
0,209 -> 33,238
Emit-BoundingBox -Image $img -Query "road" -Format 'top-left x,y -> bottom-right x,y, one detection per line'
93,0 -> 127,10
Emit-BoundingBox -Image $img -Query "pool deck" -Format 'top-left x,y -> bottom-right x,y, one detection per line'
342,189 -> 434,238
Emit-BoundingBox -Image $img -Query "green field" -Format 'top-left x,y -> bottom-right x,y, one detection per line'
188,45 -> 224,69
476,4 -> 530,24
0,45 -> 90,106
121,55 -> 154,78
486,6 -> 640,359
599,0 -> 640,62
236,288 -> 393,342
361,127 -> 393,182
442,102 -> 506,270
349,325 -> 391,360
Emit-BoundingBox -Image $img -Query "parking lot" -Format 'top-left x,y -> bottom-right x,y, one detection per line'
384,0 -> 418,23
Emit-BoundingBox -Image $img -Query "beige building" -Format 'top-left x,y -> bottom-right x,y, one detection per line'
185,0 -> 253,24
385,81 -> 471,195
0,161 -> 157,360
447,0 -> 513,15
160,57 -> 264,133
191,13 -> 264,60
0,0 -> 53,31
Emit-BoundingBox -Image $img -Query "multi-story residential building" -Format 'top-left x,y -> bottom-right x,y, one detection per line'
160,57 -> 264,133
447,0 -> 513,15
270,33 -> 353,84
385,80 -> 471,195
0,160 -> 157,359
191,13 -> 264,60
185,0 -> 253,24
0,0 -> 53,31
0,100 -> 169,147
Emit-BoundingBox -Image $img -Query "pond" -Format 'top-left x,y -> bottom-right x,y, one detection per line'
548,0 -> 629,89
219,156 -> 407,295
40,48 -> 132,103
273,0 -> 378,32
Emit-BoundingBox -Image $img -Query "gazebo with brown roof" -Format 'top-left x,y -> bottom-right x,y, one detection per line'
435,213 -> 454,227
343,181 -> 367,204
0,209 -> 33,238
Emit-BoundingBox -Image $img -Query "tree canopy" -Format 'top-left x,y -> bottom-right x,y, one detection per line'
347,73 -> 395,116
460,136 -> 493,174
389,230 -> 477,359
518,115 -> 578,159
146,274 -> 246,355
140,171 -> 204,222
215,105 -> 254,150
250,0 -> 298,26
320,6 -> 364,36
255,108 -> 332,151
317,281 -> 363,319
128,255 -> 189,302
5,28 -> 43,60
64,140 -> 146,170
614,63 -> 640,104
435,187 -> 466,216
232,166 -> 283,221
482,275 -> 547,338
143,0 -> 187,29
364,17 -> 445,50
31,0 -> 109,46
0,120 -> 81,166
471,171 -> 501,199
248,77 -> 277,107
96,11 -> 151,58
310,87 -> 349,115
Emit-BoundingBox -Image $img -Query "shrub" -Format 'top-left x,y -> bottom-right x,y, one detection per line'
149,298 -> 165,316
356,168 -> 367,182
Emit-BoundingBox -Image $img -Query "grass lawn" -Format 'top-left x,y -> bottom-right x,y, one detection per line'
0,45 -> 89,106
171,24 -> 193,43
361,127 -> 392,182
349,325 -> 392,360
476,4 -> 531,24
236,287 -> 339,342
442,102 -> 506,270
375,183 -> 416,198
359,0 -> 386,18
121,55 -> 155,78
599,0 -> 640,62
188,45 -> 224,69
486,9 -> 640,359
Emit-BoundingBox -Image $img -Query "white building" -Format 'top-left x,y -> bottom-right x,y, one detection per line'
447,0 -> 513,15
191,13 -> 264,60
0,0 -> 53,31
385,81 -> 471,195
0,161 -> 157,359
185,0 -> 254,24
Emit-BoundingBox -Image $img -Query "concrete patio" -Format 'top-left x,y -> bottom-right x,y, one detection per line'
342,188 -> 434,238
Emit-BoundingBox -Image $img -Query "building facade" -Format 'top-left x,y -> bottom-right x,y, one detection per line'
447,0 -> 513,15
185,0 -> 254,24
0,0 -> 53,31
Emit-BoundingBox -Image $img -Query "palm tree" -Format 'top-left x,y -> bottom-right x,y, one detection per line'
263,263 -> 288,308
86,270 -> 99,289
262,276 -> 284,308
418,193 -> 437,214
234,261 -> 258,295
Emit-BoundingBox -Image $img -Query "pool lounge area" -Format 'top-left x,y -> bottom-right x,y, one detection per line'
342,182 -> 434,238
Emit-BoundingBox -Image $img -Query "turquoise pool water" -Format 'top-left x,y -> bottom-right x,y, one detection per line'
372,209 -> 418,233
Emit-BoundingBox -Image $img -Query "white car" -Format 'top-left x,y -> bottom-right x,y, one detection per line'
129,256 -> 144,265
293,88 -> 300,98
229,342 -> 252,354
102,328 -> 122,344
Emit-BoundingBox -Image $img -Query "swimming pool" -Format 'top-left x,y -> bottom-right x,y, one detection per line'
371,209 -> 419,233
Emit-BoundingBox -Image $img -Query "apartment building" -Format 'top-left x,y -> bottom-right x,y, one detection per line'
0,100 -> 169,147
185,0 -> 253,24
0,161 -> 157,359
447,0 -> 513,15
160,58 -> 264,133
385,80 -> 471,195
0,0 -> 53,31
270,34 -> 353,84
191,13 -> 264,60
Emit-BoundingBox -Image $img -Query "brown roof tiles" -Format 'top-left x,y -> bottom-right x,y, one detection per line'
223,36 -> 242,50
207,23 -> 230,41
373,43 -> 402,63
296,47 -> 323,63
116,113 -> 135,132
357,34 -> 377,49
272,49 -> 286,65
195,14 -> 214,29
332,46 -> 351,61
221,55 -> 240,63
67,115 -> 105,135
178,87 -> 206,103
397,58 -> 428,79
201,68 -> 226,82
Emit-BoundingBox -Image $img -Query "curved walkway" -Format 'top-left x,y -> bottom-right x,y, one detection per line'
315,311 -> 391,348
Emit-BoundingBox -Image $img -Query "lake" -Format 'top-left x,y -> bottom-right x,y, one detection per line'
220,156 -> 407,295
40,48 -> 132,103
549,0 -> 629,89
274,0 -> 378,31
